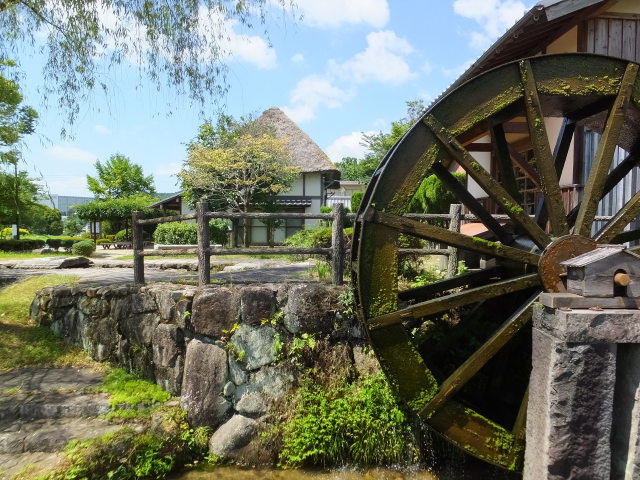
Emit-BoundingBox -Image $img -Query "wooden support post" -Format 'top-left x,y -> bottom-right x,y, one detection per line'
230,218 -> 239,248
197,202 -> 210,286
447,204 -> 462,278
132,211 -> 145,284
332,204 -> 345,285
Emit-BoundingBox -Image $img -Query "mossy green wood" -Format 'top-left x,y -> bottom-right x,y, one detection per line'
353,53 -> 640,471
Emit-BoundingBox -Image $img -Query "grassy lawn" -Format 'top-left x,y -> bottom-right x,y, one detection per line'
0,251 -> 69,259
0,275 -> 98,371
114,253 -> 286,261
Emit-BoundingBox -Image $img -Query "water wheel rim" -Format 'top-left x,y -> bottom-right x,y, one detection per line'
352,53 -> 640,471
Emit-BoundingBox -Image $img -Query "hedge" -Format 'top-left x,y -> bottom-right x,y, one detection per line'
153,220 -> 228,246
72,240 -> 96,257
0,239 -> 46,251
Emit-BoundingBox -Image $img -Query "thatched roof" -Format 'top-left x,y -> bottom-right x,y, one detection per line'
256,107 -> 339,175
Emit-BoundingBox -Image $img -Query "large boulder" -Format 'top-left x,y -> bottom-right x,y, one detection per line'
283,284 -> 339,334
152,324 -> 185,395
190,287 -> 240,337
209,414 -> 259,459
240,287 -> 275,326
181,339 -> 231,427
229,324 -> 277,371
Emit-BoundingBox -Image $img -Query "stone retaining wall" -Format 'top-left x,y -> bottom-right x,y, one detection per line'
30,282 -> 378,461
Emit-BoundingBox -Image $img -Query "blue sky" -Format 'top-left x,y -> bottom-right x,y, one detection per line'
15,0 -> 533,197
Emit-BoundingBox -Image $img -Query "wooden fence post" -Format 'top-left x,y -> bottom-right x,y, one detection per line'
332,203 -> 345,285
230,218 -> 239,248
132,211 -> 145,284
447,203 -> 462,278
197,202 -> 211,286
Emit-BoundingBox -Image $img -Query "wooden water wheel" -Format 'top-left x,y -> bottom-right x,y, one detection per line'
352,53 -> 640,471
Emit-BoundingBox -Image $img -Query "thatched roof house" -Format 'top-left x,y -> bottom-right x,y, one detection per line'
256,107 -> 340,179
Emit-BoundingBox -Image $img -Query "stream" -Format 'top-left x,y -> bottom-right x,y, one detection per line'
170,464 -> 520,480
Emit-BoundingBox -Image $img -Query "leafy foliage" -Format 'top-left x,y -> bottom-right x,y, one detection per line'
407,172 -> 466,214
180,115 -> 299,214
277,373 -> 418,468
0,1 -> 294,130
336,100 -> 425,183
74,194 -> 158,222
71,239 -> 96,257
153,219 -> 228,245
350,190 -> 364,213
87,154 -> 156,199
0,59 -> 37,162
0,238 -> 45,251
283,226 -> 332,249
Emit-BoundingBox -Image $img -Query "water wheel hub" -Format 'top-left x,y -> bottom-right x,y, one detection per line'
538,235 -> 596,292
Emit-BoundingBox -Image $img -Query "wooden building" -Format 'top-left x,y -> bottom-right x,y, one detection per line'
445,0 -> 640,237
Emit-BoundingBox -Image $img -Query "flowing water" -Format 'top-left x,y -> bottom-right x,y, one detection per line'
170,464 -> 520,480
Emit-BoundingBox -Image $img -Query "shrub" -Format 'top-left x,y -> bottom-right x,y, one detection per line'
153,220 -> 228,246
46,238 -> 62,249
114,229 -> 131,242
0,239 -> 46,251
350,191 -> 364,213
0,227 -> 30,239
71,240 -> 96,257
284,226 -> 332,249
277,373 -> 418,468
59,237 -> 85,249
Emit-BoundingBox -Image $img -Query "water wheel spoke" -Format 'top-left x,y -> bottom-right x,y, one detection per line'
574,63 -> 639,236
595,190 -> 640,243
611,229 -> 640,244
398,266 -> 504,302
423,114 -> 551,249
567,152 -> 640,225
431,163 -> 514,245
491,123 -> 521,201
419,291 -> 539,418
520,60 -> 569,235
369,209 -> 540,265
368,274 -> 540,331
535,117 -> 576,227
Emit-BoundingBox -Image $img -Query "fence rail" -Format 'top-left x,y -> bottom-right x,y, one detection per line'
131,202 -> 474,286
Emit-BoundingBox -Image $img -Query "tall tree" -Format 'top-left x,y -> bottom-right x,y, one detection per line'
0,1 -> 294,129
336,100 -> 426,183
0,59 -> 37,238
180,115 -> 299,245
87,154 -> 155,199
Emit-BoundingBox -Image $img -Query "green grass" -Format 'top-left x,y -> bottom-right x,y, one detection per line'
0,275 -> 98,371
98,368 -> 171,419
0,251 -> 69,259
114,253 -> 285,261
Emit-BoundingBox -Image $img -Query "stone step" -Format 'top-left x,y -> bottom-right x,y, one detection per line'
0,367 -> 105,393
0,452 -> 62,480
0,392 -> 111,421
0,417 -> 122,454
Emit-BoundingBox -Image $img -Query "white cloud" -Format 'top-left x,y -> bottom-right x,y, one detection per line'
294,0 -> 389,28
46,145 -> 98,164
326,131 -> 375,163
218,20 -> 277,69
154,162 -> 182,176
291,53 -> 304,63
331,31 -> 414,85
453,0 -> 529,50
282,75 -> 350,122
93,124 -> 111,135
